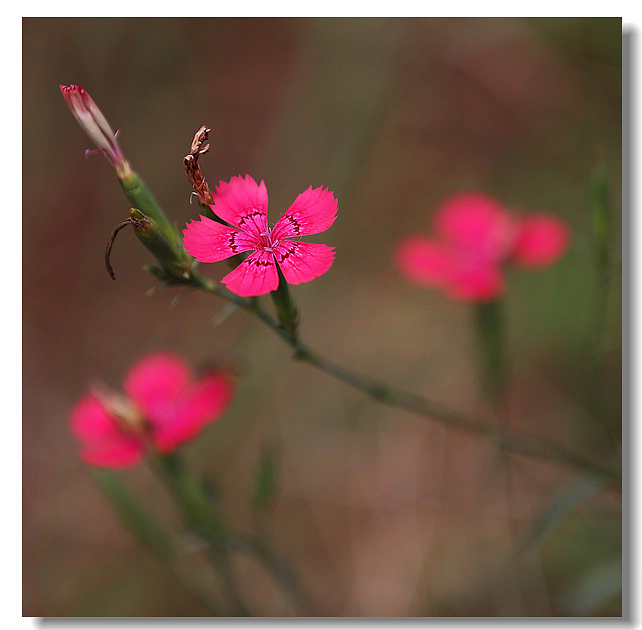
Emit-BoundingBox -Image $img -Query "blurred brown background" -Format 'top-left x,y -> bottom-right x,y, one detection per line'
23,17 -> 622,616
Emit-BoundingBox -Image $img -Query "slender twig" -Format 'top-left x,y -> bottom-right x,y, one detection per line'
228,533 -> 321,616
148,450 -> 316,615
147,453 -> 252,615
187,270 -> 620,482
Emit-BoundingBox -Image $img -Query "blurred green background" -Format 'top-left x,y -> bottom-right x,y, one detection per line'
23,17 -> 622,616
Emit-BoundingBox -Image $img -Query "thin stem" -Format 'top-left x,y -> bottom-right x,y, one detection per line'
474,299 -> 507,406
147,452 -> 251,616
148,449 -> 315,615
292,342 -> 618,481
586,161 -> 618,445
188,269 -> 620,483
228,533 -> 321,616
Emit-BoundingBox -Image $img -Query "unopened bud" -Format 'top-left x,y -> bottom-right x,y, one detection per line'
60,84 -> 131,179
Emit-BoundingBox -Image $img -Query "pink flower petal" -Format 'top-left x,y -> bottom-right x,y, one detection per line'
220,250 -> 280,296
80,442 -> 144,468
394,236 -> 451,288
513,214 -> 570,267
210,174 -> 268,235
69,393 -> 144,468
183,216 -> 258,263
153,372 -> 233,452
70,393 -> 117,442
274,241 -> 335,285
123,354 -> 191,420
271,186 -> 338,241
435,193 -> 516,261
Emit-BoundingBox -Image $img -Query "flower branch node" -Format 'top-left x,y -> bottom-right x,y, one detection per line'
105,213 -> 151,280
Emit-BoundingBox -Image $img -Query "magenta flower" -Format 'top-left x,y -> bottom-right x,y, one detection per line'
183,175 -> 338,296
70,354 -> 234,468
394,192 -> 570,302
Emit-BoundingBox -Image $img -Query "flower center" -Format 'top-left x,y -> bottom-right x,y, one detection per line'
92,383 -> 149,440
259,230 -> 279,253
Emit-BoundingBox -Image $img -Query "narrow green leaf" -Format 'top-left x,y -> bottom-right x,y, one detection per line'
150,453 -> 226,545
526,475 -> 606,548
92,468 -> 174,562
562,557 -> 622,615
590,162 -> 612,260
253,444 -> 279,510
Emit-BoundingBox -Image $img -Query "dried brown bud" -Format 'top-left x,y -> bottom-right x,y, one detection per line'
184,126 -> 213,204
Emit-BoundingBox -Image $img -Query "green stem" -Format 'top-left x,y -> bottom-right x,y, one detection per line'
291,342 -> 618,481
587,162 -> 616,439
474,299 -> 507,406
147,452 -> 251,616
148,452 -> 226,543
120,170 -> 182,249
147,450 -> 315,615
228,533 -> 321,616
188,269 -> 620,482
92,468 -> 225,614
92,468 -> 174,562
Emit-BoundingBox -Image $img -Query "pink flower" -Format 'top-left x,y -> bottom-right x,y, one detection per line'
70,354 -> 234,468
394,192 -> 570,302
183,175 -> 337,296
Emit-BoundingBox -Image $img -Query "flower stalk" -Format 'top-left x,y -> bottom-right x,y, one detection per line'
148,451 -> 313,615
148,451 -> 227,545
474,298 -> 507,406
187,272 -> 620,482
586,160 -> 618,442
119,171 -> 186,253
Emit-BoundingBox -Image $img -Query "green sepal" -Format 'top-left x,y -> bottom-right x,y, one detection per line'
270,266 -> 299,340
130,208 -> 192,280
120,170 -> 182,249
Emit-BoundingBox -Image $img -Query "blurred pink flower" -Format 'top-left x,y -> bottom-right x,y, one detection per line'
70,354 -> 234,468
183,175 -> 337,296
394,192 -> 570,302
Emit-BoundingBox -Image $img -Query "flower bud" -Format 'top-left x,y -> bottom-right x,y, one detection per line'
60,84 -> 131,179
62,84 -> 193,277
